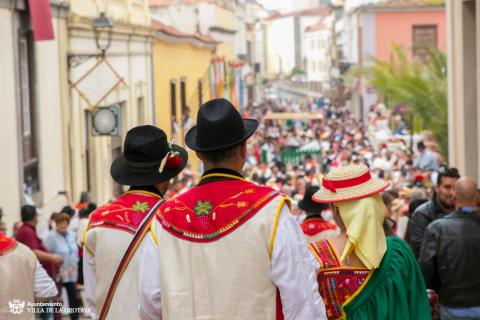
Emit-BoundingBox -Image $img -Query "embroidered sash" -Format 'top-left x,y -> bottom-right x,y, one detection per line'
98,198 -> 164,320
309,240 -> 370,320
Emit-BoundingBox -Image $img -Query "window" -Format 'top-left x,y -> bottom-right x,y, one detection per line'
19,29 -> 40,200
180,77 -> 187,114
198,79 -> 203,106
170,79 -> 178,137
413,25 -> 438,62
137,97 -> 145,124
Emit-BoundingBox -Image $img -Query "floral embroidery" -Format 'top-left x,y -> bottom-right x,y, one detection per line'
194,200 -> 212,217
132,201 -> 149,213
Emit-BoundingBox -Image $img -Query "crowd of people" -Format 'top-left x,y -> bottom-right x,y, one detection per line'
235,99 -> 447,238
1,97 -> 479,320
0,192 -> 97,319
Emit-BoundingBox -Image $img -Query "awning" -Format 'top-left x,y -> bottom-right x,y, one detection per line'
28,0 -> 54,41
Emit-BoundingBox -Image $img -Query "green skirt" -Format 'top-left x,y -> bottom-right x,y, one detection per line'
343,237 -> 432,320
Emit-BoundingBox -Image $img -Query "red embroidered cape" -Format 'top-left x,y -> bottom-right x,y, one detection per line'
309,239 -> 370,320
0,232 -> 17,256
156,179 -> 278,242
300,218 -> 337,237
88,191 -> 162,234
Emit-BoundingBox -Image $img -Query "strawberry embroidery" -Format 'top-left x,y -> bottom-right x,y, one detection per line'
194,200 -> 212,217
132,201 -> 149,213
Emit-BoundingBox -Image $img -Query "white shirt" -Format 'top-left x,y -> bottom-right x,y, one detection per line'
77,218 -> 89,247
34,262 -> 58,298
83,248 -> 98,319
138,204 -> 327,320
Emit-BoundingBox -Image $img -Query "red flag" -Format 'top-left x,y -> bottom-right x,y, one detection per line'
28,0 -> 54,41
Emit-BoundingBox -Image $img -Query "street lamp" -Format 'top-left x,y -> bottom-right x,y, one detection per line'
92,12 -> 113,56
67,13 -> 114,68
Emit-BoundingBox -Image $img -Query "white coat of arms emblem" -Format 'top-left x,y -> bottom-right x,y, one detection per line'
8,299 -> 25,314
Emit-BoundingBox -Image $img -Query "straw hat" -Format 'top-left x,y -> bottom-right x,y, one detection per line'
313,165 -> 390,203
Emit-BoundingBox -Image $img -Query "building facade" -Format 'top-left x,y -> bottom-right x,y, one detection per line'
151,19 -> 216,174
446,0 -> 480,181
0,0 -> 155,230
304,19 -> 333,95
67,0 -> 155,204
0,0 -> 70,229
149,0 -> 238,60
344,0 -> 445,119
263,7 -> 331,77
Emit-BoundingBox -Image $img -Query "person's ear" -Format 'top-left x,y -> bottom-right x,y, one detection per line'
196,151 -> 204,161
240,142 -> 247,158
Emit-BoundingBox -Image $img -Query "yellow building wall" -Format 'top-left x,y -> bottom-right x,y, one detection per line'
154,39 -> 214,175
216,42 -> 235,61
213,6 -> 235,60
215,6 -> 235,31
69,0 -> 151,26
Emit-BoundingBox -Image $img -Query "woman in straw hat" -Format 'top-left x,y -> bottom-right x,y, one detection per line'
309,164 -> 431,319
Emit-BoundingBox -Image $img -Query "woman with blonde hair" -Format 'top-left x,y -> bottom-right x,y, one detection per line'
309,164 -> 431,319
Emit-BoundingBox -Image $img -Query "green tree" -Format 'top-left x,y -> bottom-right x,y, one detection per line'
347,43 -> 448,157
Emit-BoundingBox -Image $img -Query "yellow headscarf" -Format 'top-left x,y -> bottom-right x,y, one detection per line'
336,194 -> 387,270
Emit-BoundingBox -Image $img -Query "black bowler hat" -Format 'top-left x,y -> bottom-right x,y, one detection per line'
110,125 -> 188,186
298,186 -> 329,214
185,98 -> 258,152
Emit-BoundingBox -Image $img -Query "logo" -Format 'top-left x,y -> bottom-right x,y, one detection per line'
9,299 -> 25,314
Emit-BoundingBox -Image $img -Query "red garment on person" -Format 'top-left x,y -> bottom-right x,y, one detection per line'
157,179 -> 278,242
309,239 -> 370,320
75,202 -> 88,210
300,218 -> 337,237
88,190 -> 162,235
16,223 -> 57,278
0,232 -> 16,255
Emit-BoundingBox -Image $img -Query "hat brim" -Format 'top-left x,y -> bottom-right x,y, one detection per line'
298,199 -> 329,213
185,118 -> 259,152
312,179 -> 390,203
110,144 -> 188,186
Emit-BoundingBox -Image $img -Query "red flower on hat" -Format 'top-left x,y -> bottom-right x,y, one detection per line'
165,151 -> 183,169
414,174 -> 424,182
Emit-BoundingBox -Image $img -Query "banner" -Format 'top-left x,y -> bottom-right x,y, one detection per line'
28,0 -> 54,41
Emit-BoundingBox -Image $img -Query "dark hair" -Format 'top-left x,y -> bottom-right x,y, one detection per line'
80,191 -> 91,203
417,141 -> 426,150
87,203 -> 97,213
199,143 -> 242,164
386,190 -> 400,199
79,208 -> 90,219
437,166 -> 460,186
21,205 -> 37,222
54,213 -> 71,224
60,206 -> 75,218
408,199 -> 429,218
381,193 -> 394,209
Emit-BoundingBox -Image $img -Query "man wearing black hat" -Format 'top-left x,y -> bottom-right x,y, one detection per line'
139,99 -> 326,320
299,186 -> 338,242
83,125 -> 187,320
